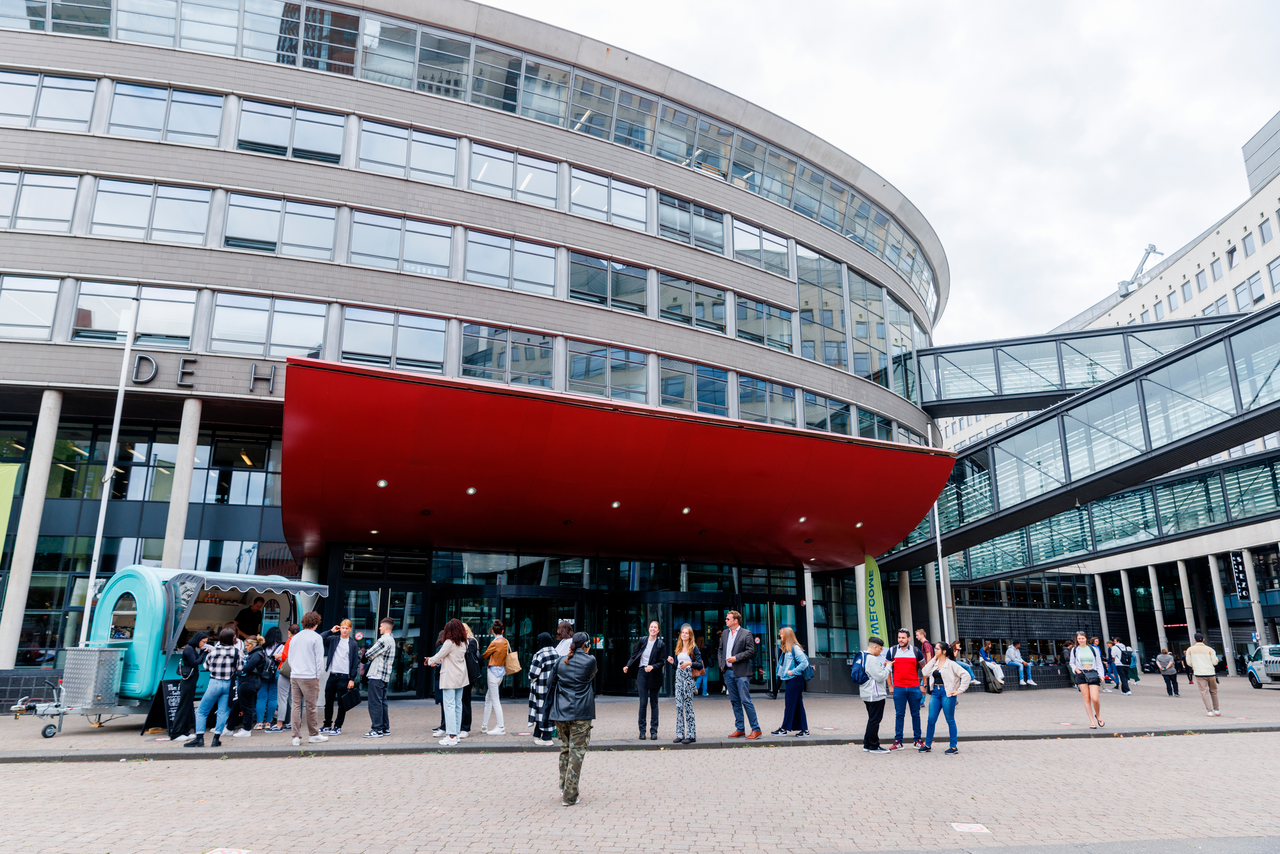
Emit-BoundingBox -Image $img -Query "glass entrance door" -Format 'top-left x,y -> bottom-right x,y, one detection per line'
671,606 -> 723,695
500,597 -> 577,697
742,601 -> 798,694
334,586 -> 424,698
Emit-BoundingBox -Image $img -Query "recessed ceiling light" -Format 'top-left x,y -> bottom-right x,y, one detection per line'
804,538 -> 813,544
376,479 -> 388,488
611,501 -> 621,508
420,509 -> 432,516
563,519 -> 573,525
681,507 -> 691,514
466,487 -> 477,495
855,522 -> 864,528
370,529 -> 378,534
798,516 -> 807,523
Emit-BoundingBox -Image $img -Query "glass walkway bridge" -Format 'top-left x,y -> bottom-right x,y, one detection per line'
885,302 -> 1280,580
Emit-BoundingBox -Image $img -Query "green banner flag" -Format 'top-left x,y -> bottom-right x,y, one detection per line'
863,555 -> 888,647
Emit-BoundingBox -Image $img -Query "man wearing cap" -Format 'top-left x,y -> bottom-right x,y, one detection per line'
1184,632 -> 1222,716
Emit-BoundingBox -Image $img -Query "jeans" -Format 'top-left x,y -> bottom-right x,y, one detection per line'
276,676 -> 291,724
323,673 -> 352,728
438,683 -> 472,732
725,670 -> 759,733
694,671 -> 707,695
195,678 -> 232,735
1012,662 -> 1030,682
367,678 -> 390,732
483,666 -> 505,730
256,677 -> 277,724
781,677 -> 807,731
863,699 -> 885,750
290,677 -> 321,739
636,670 -> 660,733
926,687 -> 958,749
441,686 -> 463,735
1162,674 -> 1180,696
893,685 -> 922,742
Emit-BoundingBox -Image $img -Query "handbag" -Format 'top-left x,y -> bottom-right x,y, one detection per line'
504,643 -> 522,676
339,683 -> 363,712
1081,669 -> 1101,686
279,657 -> 291,679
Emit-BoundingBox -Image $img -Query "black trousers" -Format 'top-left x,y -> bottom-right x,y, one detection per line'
863,699 -> 885,750
438,683 -> 472,732
1162,673 -> 1180,695
637,670 -> 660,733
239,684 -> 259,730
324,673 -> 351,728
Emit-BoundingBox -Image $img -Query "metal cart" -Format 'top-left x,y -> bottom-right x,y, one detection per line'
11,647 -> 147,738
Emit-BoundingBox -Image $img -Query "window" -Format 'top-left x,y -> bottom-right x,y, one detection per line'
738,376 -> 795,426
416,30 -> 470,100
566,340 -> 646,401
803,391 -> 852,435
461,324 -> 553,386
797,245 -> 847,369
1234,273 -> 1265,311
569,72 -> 615,141
658,274 -> 725,332
1243,232 -> 1256,258
357,120 -> 457,184
359,16 -> 416,89
1211,258 -> 1223,280
1196,269 -> 1208,291
568,252 -> 646,312
858,408 -> 894,441
1227,246 -> 1238,269
568,168 -> 646,230
1262,219 -> 1273,244
1140,310 -> 1150,323
108,84 -> 223,145
469,144 -> 556,206
464,232 -> 555,295
1167,290 -> 1178,312
657,193 -> 724,252
1153,301 -> 1164,321
237,101 -> 344,163
736,297 -> 792,352
1,172 -> 78,232
1201,295 -> 1230,316
72,282 -> 197,347
732,220 -> 789,276
659,358 -> 727,416
1182,281 -> 1193,302
0,275 -> 59,340
470,44 -> 522,113
349,211 -> 450,276
224,194 -> 337,259
0,73 -> 95,131
1271,256 -> 1280,293
209,293 -> 326,357
340,307 -> 446,373
91,180 -> 211,244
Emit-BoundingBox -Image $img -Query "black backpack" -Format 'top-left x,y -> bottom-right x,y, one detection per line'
1119,645 -> 1133,667
465,637 -> 482,681
261,646 -> 279,681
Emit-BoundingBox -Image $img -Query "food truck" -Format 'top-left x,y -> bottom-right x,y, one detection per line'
12,565 -> 327,737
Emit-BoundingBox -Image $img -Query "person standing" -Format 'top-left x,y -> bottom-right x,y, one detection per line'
887,628 -> 924,750
1185,633 -> 1221,716
320,620 -> 359,736
666,623 -> 702,744
1156,648 -> 1180,697
289,612 -> 328,746
914,628 -> 934,659
920,641 -> 972,754
362,617 -> 396,738
554,621 -> 575,656
427,618 -> 470,746
270,624 -> 299,732
718,610 -> 761,739
233,597 -> 266,640
481,620 -> 509,735
859,636 -> 891,753
526,632 -> 559,746
1110,638 -> 1132,695
435,624 -> 479,738
186,627 -> 244,748
255,626 -> 283,730
173,631 -> 208,741
548,632 -> 597,806
1005,641 -> 1036,686
1070,631 -> 1106,729
772,627 -> 810,737
232,635 -> 266,738
623,620 -> 666,739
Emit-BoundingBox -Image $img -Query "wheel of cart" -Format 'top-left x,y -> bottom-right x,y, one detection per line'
42,724 -> 57,739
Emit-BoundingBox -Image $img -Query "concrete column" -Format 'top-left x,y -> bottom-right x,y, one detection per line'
161,397 -> 202,568
1147,565 -> 1169,653
1119,569 -> 1139,648
0,390 -> 62,669
1208,554 -> 1236,675
922,562 -> 940,641
897,570 -> 913,639
939,555 -> 956,641
1175,560 -> 1197,646
298,556 -> 321,617
803,568 -> 817,653
1094,574 -> 1111,644
1242,549 -> 1271,643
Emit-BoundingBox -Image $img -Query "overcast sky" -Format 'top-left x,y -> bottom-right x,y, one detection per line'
481,0 -> 1280,344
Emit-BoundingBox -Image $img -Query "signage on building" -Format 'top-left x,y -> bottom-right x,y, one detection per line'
1230,552 -> 1251,601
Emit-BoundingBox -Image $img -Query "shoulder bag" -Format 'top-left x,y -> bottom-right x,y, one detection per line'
504,640 -> 522,675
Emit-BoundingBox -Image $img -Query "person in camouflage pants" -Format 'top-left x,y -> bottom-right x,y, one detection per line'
557,720 -> 592,802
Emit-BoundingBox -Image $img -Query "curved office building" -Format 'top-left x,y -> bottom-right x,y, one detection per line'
0,0 -> 953,697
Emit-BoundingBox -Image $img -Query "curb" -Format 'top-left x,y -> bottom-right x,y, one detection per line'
3,722 -> 1278,763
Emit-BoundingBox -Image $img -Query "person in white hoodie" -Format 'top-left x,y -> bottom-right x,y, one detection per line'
289,611 -> 328,746
858,636 -> 892,753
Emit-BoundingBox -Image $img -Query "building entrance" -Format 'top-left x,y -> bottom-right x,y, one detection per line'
333,585 -> 424,697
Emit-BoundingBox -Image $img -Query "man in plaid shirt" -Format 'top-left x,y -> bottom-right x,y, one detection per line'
362,618 -> 397,738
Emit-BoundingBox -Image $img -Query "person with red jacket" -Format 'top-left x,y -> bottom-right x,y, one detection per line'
887,628 -> 925,750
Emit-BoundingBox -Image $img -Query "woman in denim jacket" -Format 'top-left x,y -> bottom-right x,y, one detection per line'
771,627 -> 810,737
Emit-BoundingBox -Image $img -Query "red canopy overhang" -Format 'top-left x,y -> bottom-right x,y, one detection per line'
281,359 -> 954,570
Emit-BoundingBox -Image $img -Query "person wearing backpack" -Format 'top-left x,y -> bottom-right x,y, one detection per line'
886,628 -> 925,750
254,626 -> 282,731
270,624 -> 298,732
1110,638 -> 1132,695
855,636 -> 891,753
771,627 -> 810,737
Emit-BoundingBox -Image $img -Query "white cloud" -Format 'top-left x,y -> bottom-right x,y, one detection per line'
481,0 -> 1280,343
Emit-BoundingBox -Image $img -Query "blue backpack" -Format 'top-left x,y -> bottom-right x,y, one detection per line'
850,652 -> 870,685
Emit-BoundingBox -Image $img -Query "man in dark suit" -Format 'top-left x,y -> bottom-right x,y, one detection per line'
718,610 -> 761,739
623,620 -> 666,739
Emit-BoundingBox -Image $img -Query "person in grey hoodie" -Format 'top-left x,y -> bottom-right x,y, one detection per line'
859,636 -> 892,753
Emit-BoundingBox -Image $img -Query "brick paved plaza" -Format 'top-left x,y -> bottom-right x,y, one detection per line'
1,679 -> 1277,853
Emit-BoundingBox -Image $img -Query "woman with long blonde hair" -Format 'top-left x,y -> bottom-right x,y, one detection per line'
665,623 -> 702,744
772,626 -> 810,737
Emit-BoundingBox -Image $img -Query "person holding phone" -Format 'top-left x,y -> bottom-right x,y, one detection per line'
920,640 -> 971,754
320,619 -> 359,736
548,632 -> 597,806
666,623 -> 701,744
1070,630 -> 1106,728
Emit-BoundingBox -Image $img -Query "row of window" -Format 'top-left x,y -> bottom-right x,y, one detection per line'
0,7 -> 941,313
0,170 -> 927,397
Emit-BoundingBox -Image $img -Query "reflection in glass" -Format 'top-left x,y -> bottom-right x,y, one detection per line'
1063,383 -> 1144,480
1231,318 -> 1280,411
1061,334 -> 1127,387
993,420 -> 1066,506
1142,343 -> 1235,447
0,275 -> 59,339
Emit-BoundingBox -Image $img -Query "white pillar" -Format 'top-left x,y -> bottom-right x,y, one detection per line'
299,556 -> 321,617
1094,574 -> 1111,644
1148,565 -> 1169,653
804,568 -> 818,654
1176,559 -> 1197,646
1119,569 -> 1139,648
0,390 -> 62,669
1208,554 -> 1236,676
1242,549 -> 1271,643
939,556 -> 956,641
161,397 -> 202,568
897,570 -> 913,639
922,562 -> 941,641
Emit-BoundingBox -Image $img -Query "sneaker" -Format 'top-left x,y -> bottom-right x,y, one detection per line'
534,738 -> 556,746
770,728 -> 789,736
362,730 -> 384,739
1206,711 -> 1216,716
864,746 -> 891,754
480,727 -> 489,734
283,723 -> 292,731
1027,679 -> 1037,686
253,723 -> 265,731
794,730 -> 810,738
918,745 -> 931,753
438,736 -> 459,746
1123,691 -> 1132,696
1019,679 -> 1026,685
232,728 -> 251,738
292,736 -> 302,746
489,727 -> 505,735
319,726 -> 333,735
1213,710 -> 1221,716
562,798 -> 577,807
308,734 -> 329,743
1103,688 -> 1113,693
267,724 -> 282,733
913,739 -> 924,749
944,747 -> 959,755
889,740 -> 904,751
330,727 -> 341,736
431,728 -> 446,737
456,730 -> 467,738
